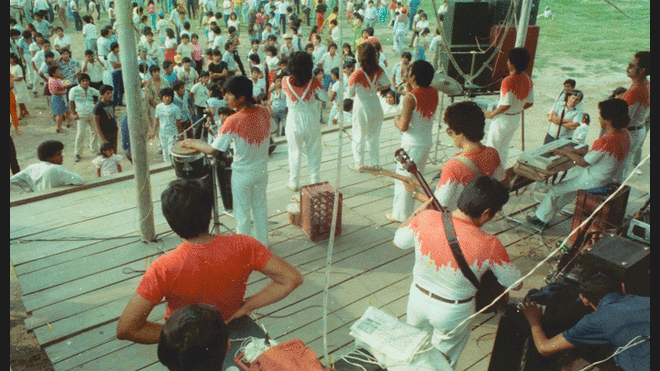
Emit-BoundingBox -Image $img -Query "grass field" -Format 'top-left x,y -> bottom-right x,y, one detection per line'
531,0 -> 650,73
332,0 -> 648,77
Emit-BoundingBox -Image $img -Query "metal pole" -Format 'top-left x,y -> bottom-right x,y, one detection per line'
515,0 -> 533,47
516,0 -> 533,152
115,0 -> 156,242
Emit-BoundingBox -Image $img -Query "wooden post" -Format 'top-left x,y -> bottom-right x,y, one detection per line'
516,0 -> 533,152
115,0 -> 156,242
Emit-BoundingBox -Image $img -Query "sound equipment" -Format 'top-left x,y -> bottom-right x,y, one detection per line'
488,0 -> 541,27
300,182 -> 342,242
441,45 -> 496,90
431,73 -> 464,96
443,1 -> 491,47
488,25 -> 540,91
566,235 -> 650,297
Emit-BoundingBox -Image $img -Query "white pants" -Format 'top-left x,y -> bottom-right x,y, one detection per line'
485,113 -> 520,168
232,168 -> 269,247
406,283 -> 475,368
535,174 -> 604,223
391,144 -> 431,221
74,113 -> 100,156
351,109 -> 384,167
621,126 -> 647,178
285,121 -> 322,189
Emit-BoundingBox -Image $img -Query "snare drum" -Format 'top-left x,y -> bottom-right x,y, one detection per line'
170,142 -> 210,179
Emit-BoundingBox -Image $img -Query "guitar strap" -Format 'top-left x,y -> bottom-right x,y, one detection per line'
441,211 -> 481,291
444,154 -> 483,290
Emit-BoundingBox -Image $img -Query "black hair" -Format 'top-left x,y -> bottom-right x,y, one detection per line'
99,141 -> 115,155
99,84 -> 114,95
409,60 -> 434,88
223,75 -> 256,105
598,98 -> 630,130
149,64 -> 161,74
508,47 -> 531,72
47,65 -> 60,77
160,87 -> 175,99
634,51 -> 650,76
37,140 -> 64,161
288,51 -> 313,87
578,270 -> 621,306
444,101 -> 486,142
160,179 -> 214,239
78,73 -> 91,82
357,42 -> 379,76
157,303 -> 229,371
563,79 -> 576,88
456,176 -> 509,219
343,98 -> 353,112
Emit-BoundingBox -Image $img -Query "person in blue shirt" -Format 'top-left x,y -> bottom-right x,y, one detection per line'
520,270 -> 649,371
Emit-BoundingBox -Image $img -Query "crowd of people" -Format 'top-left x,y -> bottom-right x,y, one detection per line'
9,2 -> 650,371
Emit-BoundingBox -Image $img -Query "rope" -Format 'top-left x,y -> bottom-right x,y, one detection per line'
321,0 -> 346,366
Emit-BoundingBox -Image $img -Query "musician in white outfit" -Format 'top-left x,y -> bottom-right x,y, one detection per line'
347,42 -> 391,171
484,48 -> 534,168
388,60 -> 438,222
181,76 -> 272,247
282,51 -> 329,191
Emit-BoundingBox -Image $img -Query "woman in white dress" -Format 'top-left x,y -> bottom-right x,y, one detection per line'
282,51 -> 329,191
10,53 -> 30,120
347,42 -> 391,170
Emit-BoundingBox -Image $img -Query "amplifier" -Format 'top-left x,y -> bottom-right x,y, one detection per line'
571,235 -> 650,296
300,182 -> 342,242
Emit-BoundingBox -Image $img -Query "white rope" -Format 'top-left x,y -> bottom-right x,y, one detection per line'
321,0 -> 346,366
577,335 -> 649,371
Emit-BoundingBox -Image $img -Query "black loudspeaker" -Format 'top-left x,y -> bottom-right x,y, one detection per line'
489,0 -> 541,27
575,235 -> 650,296
441,45 -> 495,90
443,1 -> 491,46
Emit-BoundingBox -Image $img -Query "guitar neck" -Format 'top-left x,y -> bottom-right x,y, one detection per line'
411,169 -> 445,213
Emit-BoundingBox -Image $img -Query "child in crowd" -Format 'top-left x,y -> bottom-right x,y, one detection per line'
92,141 -> 123,177
269,71 -> 288,136
152,87 -> 182,162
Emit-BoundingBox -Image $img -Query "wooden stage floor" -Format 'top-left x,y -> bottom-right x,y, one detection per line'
10,117 -> 650,371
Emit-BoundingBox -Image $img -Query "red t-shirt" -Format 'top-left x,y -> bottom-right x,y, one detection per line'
137,234 -> 272,321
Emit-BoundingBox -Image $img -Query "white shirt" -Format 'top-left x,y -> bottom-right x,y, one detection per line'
68,85 -> 100,116
10,161 -> 84,192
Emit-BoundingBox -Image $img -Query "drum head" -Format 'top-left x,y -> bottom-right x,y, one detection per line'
171,141 -> 201,157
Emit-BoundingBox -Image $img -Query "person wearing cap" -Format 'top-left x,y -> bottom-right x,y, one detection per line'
137,45 -> 157,70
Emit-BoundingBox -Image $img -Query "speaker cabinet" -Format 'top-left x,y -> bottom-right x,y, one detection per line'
443,1 -> 491,46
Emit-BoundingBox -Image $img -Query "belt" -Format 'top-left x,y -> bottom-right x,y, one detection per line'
627,125 -> 645,132
504,111 -> 522,116
415,284 -> 473,304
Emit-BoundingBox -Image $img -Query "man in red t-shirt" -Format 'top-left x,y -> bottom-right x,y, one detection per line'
117,179 -> 303,344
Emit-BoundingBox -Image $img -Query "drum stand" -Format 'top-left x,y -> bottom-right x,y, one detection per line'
208,156 -> 233,234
